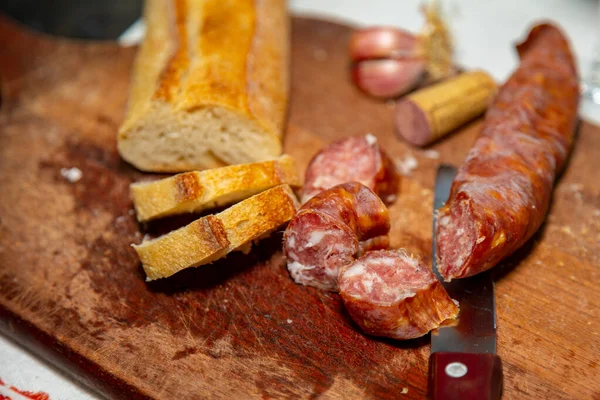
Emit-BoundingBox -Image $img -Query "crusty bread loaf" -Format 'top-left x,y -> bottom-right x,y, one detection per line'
118,0 -> 289,172
133,184 -> 299,281
131,155 -> 300,222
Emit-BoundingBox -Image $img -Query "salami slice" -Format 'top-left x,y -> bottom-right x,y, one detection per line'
303,182 -> 390,240
436,23 -> 579,280
302,135 -> 400,204
285,210 -> 359,291
339,249 -> 459,339
284,182 -> 391,291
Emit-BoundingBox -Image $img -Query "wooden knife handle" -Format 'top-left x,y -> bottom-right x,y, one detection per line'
428,352 -> 503,400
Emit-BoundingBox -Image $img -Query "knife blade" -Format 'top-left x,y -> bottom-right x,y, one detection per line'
428,164 -> 503,400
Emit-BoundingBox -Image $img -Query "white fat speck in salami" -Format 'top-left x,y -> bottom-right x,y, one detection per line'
339,249 -> 459,339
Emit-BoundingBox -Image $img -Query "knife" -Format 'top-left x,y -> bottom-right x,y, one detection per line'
428,164 -> 503,400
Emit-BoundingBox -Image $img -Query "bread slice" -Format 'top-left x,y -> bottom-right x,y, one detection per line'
133,184 -> 299,281
130,155 -> 300,222
118,0 -> 289,172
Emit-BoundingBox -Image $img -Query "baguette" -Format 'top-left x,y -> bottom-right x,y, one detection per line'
134,184 -> 299,281
131,155 -> 300,222
118,0 -> 289,172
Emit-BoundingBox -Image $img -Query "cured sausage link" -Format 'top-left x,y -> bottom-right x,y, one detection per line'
436,23 -> 579,281
284,182 -> 391,291
339,250 -> 459,339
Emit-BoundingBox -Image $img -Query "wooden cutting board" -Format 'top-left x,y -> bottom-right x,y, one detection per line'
0,14 -> 599,400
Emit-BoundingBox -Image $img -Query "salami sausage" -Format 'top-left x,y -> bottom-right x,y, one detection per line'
339,249 -> 459,339
302,135 -> 400,205
436,23 -> 579,281
284,182 -> 390,291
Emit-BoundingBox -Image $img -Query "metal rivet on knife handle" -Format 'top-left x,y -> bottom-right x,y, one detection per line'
445,361 -> 468,378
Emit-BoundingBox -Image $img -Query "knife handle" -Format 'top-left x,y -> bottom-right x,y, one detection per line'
428,352 -> 503,400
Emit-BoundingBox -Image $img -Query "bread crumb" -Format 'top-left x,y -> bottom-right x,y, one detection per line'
566,183 -> 584,201
396,154 -> 418,175
60,167 -> 82,183
401,388 -> 408,394
423,149 -> 440,159
313,48 -> 328,61
287,319 -> 293,324
560,226 -> 573,235
365,133 -> 378,146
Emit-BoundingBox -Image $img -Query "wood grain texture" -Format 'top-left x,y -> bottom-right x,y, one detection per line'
0,14 -> 599,400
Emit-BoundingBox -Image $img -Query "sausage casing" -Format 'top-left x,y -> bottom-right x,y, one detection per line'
436,23 -> 579,280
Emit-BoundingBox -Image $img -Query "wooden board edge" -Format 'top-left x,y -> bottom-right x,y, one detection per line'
0,306 -> 144,399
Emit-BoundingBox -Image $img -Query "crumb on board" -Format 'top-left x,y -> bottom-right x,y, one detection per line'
423,149 -> 440,159
560,226 -> 574,236
287,319 -> 293,324
567,183 -> 584,192
313,48 -> 328,61
395,154 -> 418,175
564,183 -> 584,201
401,387 -> 409,394
365,133 -> 377,145
60,167 -> 82,183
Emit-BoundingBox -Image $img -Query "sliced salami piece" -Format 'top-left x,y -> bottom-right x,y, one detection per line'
302,135 -> 399,204
284,182 -> 391,291
284,210 -> 358,291
339,249 -> 459,340
304,182 -> 390,240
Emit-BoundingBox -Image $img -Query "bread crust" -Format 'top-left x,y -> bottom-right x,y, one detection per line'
133,184 -> 299,280
118,0 -> 289,172
130,155 -> 300,222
